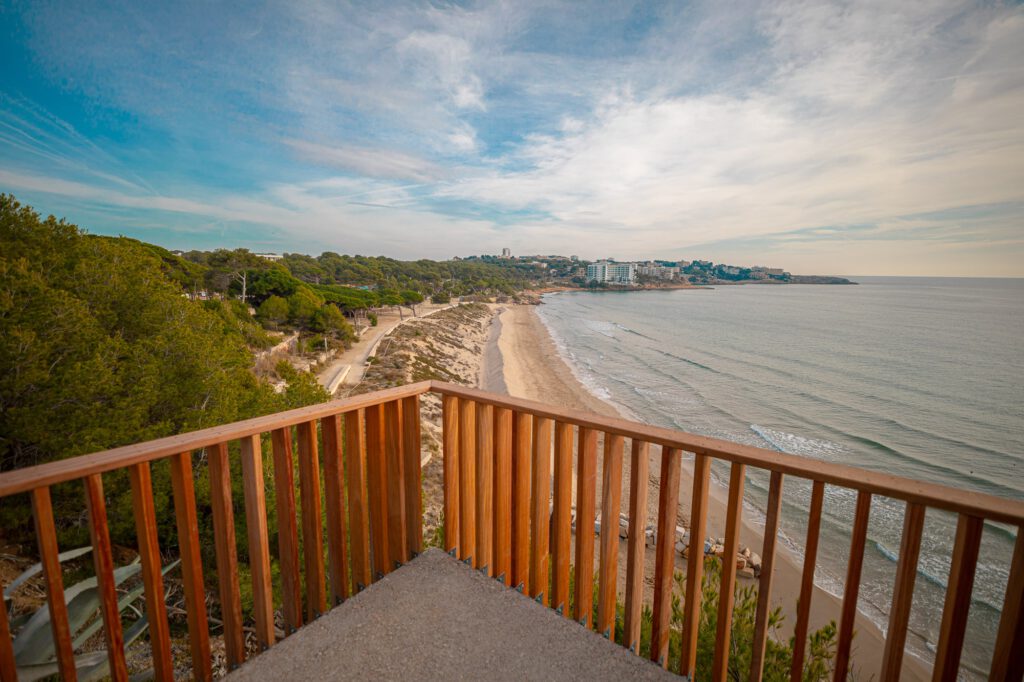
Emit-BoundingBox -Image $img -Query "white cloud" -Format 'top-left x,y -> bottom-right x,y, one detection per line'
4,0 -> 1023,274
283,139 -> 443,182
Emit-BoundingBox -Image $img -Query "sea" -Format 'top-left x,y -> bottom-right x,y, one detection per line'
535,277 -> 1024,677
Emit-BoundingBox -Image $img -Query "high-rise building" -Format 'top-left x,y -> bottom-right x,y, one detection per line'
501,247 -> 511,258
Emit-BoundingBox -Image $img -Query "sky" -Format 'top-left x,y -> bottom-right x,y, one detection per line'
1,1 -> 1023,276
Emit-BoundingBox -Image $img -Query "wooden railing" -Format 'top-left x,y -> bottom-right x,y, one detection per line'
1,380 -> 1022,681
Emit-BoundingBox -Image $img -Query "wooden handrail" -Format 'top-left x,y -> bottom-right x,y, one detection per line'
0,381 -> 431,497
2,380 -> 1023,682
428,382 -> 1024,525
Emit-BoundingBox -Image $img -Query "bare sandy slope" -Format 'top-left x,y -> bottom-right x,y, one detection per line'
495,304 -> 929,680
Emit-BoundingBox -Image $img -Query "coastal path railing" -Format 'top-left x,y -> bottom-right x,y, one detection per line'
0,380 -> 1022,681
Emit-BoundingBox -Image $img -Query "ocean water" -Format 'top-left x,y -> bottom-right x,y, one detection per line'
535,277 -> 1024,677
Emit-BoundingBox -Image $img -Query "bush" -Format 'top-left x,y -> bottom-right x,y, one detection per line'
257,294 -> 289,326
562,555 -> 843,680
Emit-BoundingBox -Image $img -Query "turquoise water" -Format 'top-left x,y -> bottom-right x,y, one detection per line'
536,278 -> 1024,677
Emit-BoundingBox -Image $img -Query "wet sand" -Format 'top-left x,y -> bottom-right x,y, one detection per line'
492,304 -> 929,680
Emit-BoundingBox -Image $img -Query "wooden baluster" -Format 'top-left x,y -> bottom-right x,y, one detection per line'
652,447 -> 683,668
711,462 -> 745,680
0,572 -> 15,682
168,453 -> 212,680
551,421 -> 574,614
791,480 -> 826,682
834,491 -> 872,682
679,453 -> 711,679
574,428 -> 599,627
530,416 -> 553,605
402,395 -> 423,557
32,486 -> 76,681
933,514 -> 982,681
345,410 -> 372,591
459,399 -> 477,565
84,474 -> 129,682
442,396 -> 461,556
384,400 -> 408,567
597,433 -> 624,639
129,462 -> 174,679
880,502 -> 926,681
365,404 -> 390,578
207,442 -> 244,668
239,435 -> 275,648
475,402 -> 494,574
751,471 -> 784,682
512,411 -> 533,592
991,527 -> 1024,681
296,421 -> 327,616
493,407 -> 513,585
270,427 -> 303,632
623,439 -> 648,651
322,414 -> 351,605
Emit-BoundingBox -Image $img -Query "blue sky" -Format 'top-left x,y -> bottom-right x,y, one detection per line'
1,1 -> 1022,275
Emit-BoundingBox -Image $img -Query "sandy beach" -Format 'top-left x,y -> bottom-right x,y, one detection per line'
491,303 -> 929,680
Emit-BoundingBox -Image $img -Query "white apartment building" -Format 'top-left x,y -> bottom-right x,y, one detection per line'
586,261 -> 636,283
636,263 -> 680,280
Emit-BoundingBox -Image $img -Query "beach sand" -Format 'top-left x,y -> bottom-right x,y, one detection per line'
492,303 -> 929,680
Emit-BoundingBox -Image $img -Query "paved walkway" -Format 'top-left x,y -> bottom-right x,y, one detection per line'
317,302 -> 456,392
228,549 -> 675,681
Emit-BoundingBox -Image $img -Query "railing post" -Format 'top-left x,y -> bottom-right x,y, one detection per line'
459,399 -> 477,565
476,402 -> 494,574
402,395 -> 423,557
530,416 -> 553,606
511,411 -> 533,592
84,474 -> 130,682
551,421 -> 574,613
834,491 -> 871,682
345,410 -> 373,591
239,434 -> 275,648
322,414 -> 351,605
129,462 -> 174,679
623,439 -> 648,651
270,427 -> 303,631
880,502 -> 926,681
711,462 -> 745,680
680,453 -> 711,679
597,433 -> 624,639
32,486 -> 77,681
0,572 -> 15,682
652,447 -> 682,668
751,471 -> 783,682
208,442 -> 245,667
442,396 -> 460,557
384,400 -> 408,566
575,428 -> 599,627
991,527 -> 1024,681
168,453 -> 212,680
494,407 -> 514,585
933,514 -> 983,681
296,421 -> 327,614
791,480 -> 826,682
365,403 -> 391,578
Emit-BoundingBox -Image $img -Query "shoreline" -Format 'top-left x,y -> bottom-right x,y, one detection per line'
491,303 -> 928,680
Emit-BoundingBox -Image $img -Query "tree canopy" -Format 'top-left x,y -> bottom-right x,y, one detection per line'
0,195 -> 329,546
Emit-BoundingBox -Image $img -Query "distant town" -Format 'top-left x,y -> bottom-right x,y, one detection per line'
449,250 -> 855,287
